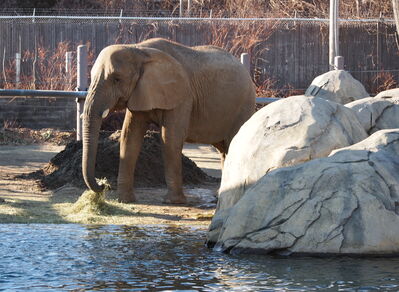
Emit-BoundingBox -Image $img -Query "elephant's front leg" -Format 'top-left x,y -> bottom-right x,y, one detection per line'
117,110 -> 148,203
161,111 -> 190,204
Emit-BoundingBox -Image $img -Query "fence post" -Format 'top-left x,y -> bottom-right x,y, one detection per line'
392,0 -> 399,38
65,51 -> 73,87
334,56 -> 344,70
76,45 -> 88,141
15,53 -> 21,86
179,0 -> 183,17
187,0 -> 191,16
240,53 -> 250,73
329,0 -> 339,70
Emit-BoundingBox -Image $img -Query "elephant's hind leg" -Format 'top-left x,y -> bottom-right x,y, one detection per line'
117,110 -> 149,203
212,141 -> 228,170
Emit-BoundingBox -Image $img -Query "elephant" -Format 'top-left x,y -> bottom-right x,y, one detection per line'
82,38 -> 255,204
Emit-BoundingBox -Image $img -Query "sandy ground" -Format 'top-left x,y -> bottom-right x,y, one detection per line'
0,143 -> 221,225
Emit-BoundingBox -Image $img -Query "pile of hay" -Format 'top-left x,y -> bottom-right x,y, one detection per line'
27,131 -> 216,190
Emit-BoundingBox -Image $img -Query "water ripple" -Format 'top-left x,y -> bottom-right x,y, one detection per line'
0,224 -> 399,291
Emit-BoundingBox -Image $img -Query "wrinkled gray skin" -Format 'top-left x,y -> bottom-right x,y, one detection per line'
82,38 -> 255,204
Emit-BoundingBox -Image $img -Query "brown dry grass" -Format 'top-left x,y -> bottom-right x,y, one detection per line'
0,0 -> 393,18
367,71 -> 398,95
1,41 -> 94,91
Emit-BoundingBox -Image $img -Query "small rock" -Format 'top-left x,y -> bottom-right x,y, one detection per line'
305,70 -> 369,104
0,198 -> 5,203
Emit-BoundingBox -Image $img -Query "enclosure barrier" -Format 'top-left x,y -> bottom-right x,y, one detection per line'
0,48 -> 280,141
0,89 -> 280,141
0,88 -> 278,141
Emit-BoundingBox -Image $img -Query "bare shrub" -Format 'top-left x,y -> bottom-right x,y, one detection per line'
368,71 -> 397,95
2,41 -> 94,91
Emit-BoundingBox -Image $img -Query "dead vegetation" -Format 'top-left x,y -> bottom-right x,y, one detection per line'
0,0 -> 394,18
0,1 -> 396,96
1,41 -> 94,91
367,71 -> 397,94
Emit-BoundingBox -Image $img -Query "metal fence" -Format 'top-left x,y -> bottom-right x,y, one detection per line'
0,44 -> 279,138
0,15 -> 398,93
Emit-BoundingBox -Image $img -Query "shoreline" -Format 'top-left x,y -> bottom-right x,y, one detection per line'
0,143 -> 220,226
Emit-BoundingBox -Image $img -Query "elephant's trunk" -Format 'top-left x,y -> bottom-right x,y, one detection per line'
81,90 -> 107,193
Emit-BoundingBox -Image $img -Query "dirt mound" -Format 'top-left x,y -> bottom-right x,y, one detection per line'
26,131 -> 217,190
0,127 -> 75,145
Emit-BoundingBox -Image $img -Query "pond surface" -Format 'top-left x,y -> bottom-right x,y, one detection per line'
0,224 -> 398,291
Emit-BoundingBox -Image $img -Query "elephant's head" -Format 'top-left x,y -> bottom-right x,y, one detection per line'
82,44 -> 190,192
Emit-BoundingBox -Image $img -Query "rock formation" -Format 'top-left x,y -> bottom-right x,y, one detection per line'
305,70 -> 369,104
211,96 -> 368,240
346,96 -> 399,134
208,130 -> 399,255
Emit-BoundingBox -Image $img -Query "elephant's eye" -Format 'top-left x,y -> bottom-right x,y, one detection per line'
114,76 -> 121,83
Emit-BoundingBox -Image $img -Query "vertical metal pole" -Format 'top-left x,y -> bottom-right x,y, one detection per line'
76,45 -> 88,141
187,0 -> 191,16
240,53 -> 250,73
335,0 -> 339,57
179,0 -> 183,17
65,51 -> 73,86
329,0 -> 339,70
2,47 -> 6,84
334,56 -> 344,70
392,0 -> 399,37
15,53 -> 21,86
119,9 -> 123,24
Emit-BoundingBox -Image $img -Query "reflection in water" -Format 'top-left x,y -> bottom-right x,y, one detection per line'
0,224 -> 398,291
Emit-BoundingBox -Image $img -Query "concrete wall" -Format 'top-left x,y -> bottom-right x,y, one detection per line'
0,97 -> 76,129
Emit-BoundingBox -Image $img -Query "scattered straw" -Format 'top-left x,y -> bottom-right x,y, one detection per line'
68,178 -> 111,215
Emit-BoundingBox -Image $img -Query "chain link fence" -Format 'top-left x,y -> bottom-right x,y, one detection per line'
0,13 -> 398,95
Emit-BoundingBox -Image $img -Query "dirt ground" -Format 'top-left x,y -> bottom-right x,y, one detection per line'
0,133 -> 221,226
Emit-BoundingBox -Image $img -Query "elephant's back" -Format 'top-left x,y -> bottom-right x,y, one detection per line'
137,38 -> 255,145
187,50 -> 255,145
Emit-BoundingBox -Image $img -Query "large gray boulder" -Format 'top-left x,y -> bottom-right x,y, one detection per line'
346,96 -> 399,134
208,129 -> 399,255
210,96 -> 368,242
305,70 -> 369,104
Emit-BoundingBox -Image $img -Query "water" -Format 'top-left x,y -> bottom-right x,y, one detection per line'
0,224 -> 398,291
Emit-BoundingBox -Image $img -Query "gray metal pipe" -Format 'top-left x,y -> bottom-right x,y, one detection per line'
0,89 -> 281,105
0,89 -> 279,103
0,89 -> 87,98
256,97 -> 281,103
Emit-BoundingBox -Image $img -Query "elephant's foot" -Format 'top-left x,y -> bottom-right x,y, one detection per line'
163,191 -> 187,205
118,191 -> 137,203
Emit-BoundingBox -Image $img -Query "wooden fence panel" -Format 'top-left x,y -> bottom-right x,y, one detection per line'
0,18 -> 398,93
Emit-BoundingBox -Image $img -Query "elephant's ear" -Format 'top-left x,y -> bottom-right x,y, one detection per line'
127,47 -> 190,111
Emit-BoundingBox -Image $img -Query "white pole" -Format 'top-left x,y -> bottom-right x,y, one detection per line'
392,0 -> 399,37
329,0 -> 339,70
65,51 -> 73,82
187,0 -> 191,16
76,45 -> 88,141
179,0 -> 183,17
15,53 -> 21,86
334,0 -> 339,57
240,53 -> 250,73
